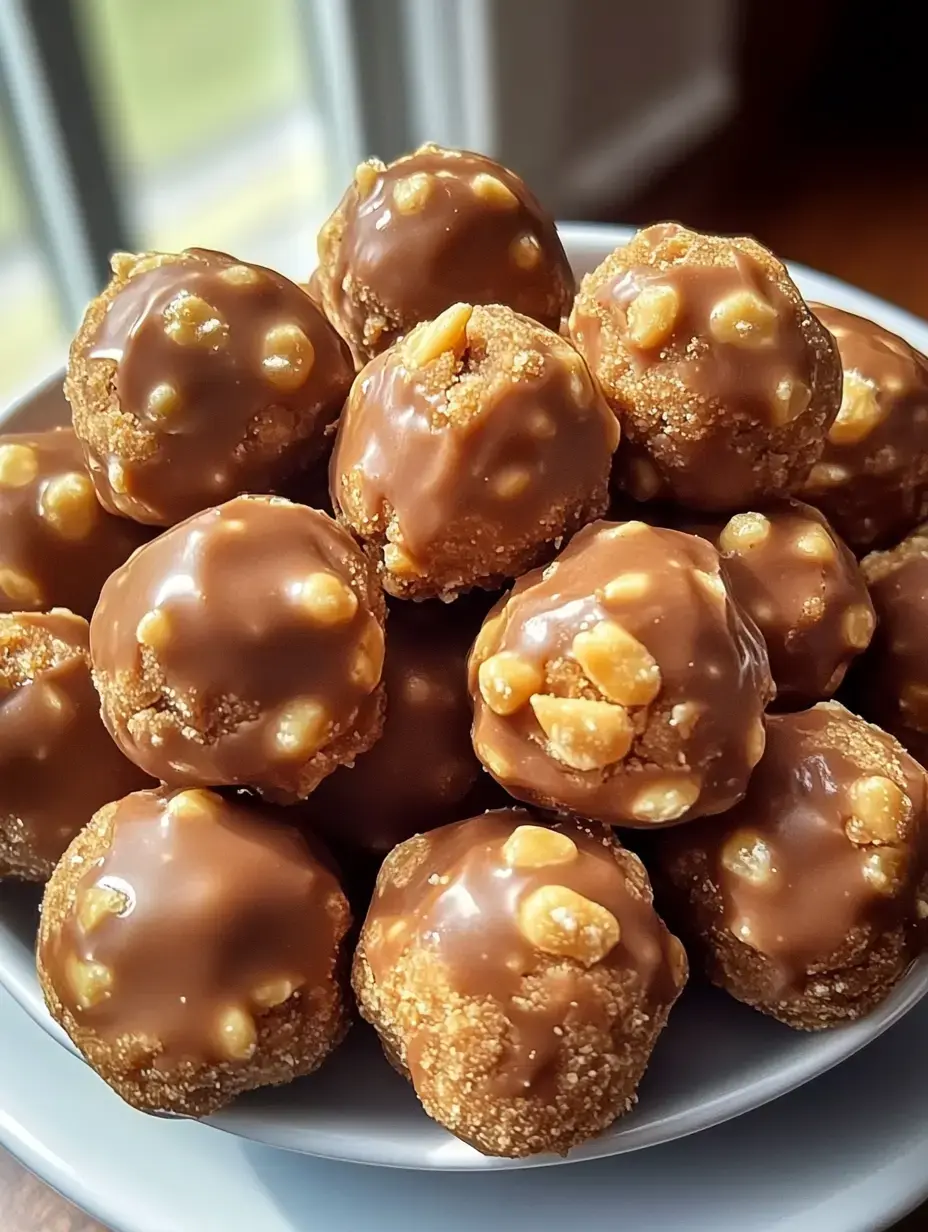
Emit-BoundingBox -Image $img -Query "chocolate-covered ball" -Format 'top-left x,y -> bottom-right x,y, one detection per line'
0,427 -> 147,618
91,495 -> 386,799
331,303 -> 618,599
658,703 -> 928,1029
353,810 -> 687,1158
858,527 -> 928,762
302,602 -> 481,859
0,611 -> 152,881
683,500 -> 874,705
315,144 -> 574,365
569,223 -> 841,511
38,787 -> 351,1115
469,520 -> 773,827
66,248 -> 353,526
801,305 -> 928,551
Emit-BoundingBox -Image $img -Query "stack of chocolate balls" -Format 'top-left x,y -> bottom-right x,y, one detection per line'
0,141 -> 923,1160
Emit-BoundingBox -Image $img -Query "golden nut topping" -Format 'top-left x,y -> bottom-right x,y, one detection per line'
669,701 -> 701,739
350,620 -> 385,692
77,885 -> 127,934
794,526 -> 834,562
510,233 -> 541,270
842,603 -> 875,650
470,172 -> 518,207
67,956 -> 113,1010
261,323 -> 316,392
609,520 -> 650,538
478,651 -> 543,716
39,472 -> 98,541
145,382 -> 181,419
846,775 -> 909,846
216,1006 -> 257,1061
502,824 -> 579,870
668,933 -> 689,987
109,251 -> 138,279
771,376 -> 812,425
719,511 -> 771,555
630,778 -> 701,823
471,610 -> 505,667
354,159 -> 384,199
529,694 -> 633,771
382,541 -> 424,578
217,263 -> 260,287
252,978 -> 300,1009
0,442 -> 38,487
491,465 -> 532,500
721,829 -> 777,885
693,569 -> 727,605
517,884 -> 620,967
709,289 -> 779,348
392,172 -> 434,214
403,302 -> 473,369
162,292 -> 229,349
476,739 -> 513,780
861,848 -> 906,896
829,371 -> 883,445
746,718 -> 766,767
625,284 -> 680,350
602,572 -> 651,603
292,572 -> 358,626
166,789 -> 216,823
107,459 -> 128,495
0,568 -> 42,607
135,607 -> 171,651
572,619 -> 661,707
271,698 -> 330,760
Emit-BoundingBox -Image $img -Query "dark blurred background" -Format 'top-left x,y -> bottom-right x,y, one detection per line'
0,0 -> 925,407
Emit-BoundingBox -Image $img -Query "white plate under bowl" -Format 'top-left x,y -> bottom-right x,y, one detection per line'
2,223 -> 928,1171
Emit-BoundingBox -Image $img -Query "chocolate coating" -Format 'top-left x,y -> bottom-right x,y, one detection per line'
353,809 -> 686,1157
91,495 -> 386,798
38,787 -> 351,1115
0,611 -> 152,881
315,144 -> 574,365
658,703 -> 928,1029
0,427 -> 147,618
801,305 -> 928,551
569,223 -> 841,511
469,520 -> 773,827
302,601 -> 481,858
331,303 -> 618,599
66,248 -> 353,526
858,527 -> 928,763
682,500 -> 875,705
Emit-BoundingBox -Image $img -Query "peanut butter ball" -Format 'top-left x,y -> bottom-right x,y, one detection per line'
0,611 -> 152,881
683,501 -> 875,705
469,520 -> 773,827
315,144 -> 574,365
302,601 -> 481,859
331,303 -> 618,599
0,428 -> 147,618
569,223 -> 841,511
858,527 -> 928,763
66,248 -> 353,527
354,810 -> 687,1158
658,703 -> 928,1029
38,787 -> 351,1115
91,495 -> 386,799
801,305 -> 928,551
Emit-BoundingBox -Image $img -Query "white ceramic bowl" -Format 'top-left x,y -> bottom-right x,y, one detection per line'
1,223 -> 927,1171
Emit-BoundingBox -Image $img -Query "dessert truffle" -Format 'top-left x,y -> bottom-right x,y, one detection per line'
303,601 -> 481,859
0,610 -> 152,881
858,527 -> 928,762
801,304 -> 928,551
331,303 -> 618,599
684,500 -> 874,705
38,787 -> 351,1115
315,144 -> 574,365
90,495 -> 386,799
658,703 -> 928,1029
469,520 -> 773,827
569,223 -> 841,511
66,248 -> 353,526
0,427 -> 146,619
353,809 -> 687,1157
